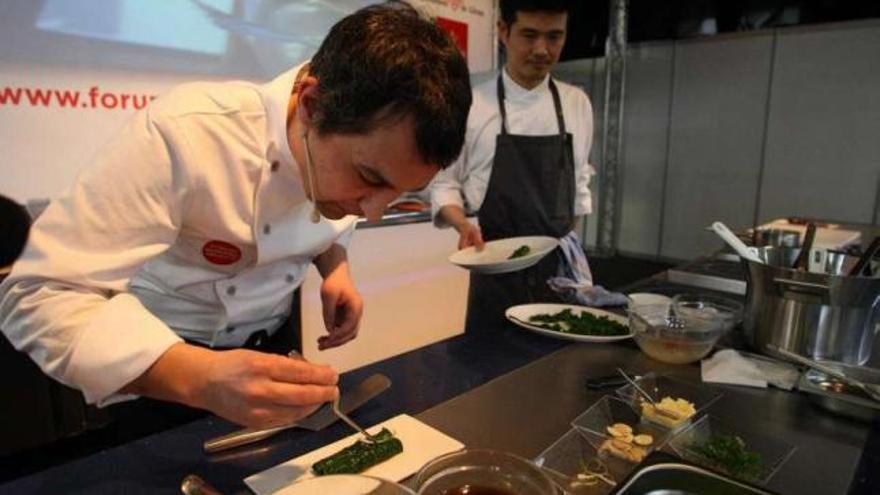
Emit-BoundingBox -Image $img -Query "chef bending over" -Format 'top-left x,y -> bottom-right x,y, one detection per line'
0,4 -> 471,428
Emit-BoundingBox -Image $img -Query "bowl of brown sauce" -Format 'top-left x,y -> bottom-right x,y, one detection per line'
414,449 -> 555,495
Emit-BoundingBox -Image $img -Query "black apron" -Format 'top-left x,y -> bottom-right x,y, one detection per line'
465,76 -> 576,333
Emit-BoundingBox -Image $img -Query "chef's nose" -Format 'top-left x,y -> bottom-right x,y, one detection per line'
532,37 -> 549,56
359,188 -> 399,222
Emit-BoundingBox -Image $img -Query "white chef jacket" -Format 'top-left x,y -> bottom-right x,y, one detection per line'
0,62 -> 356,406
431,69 -> 595,226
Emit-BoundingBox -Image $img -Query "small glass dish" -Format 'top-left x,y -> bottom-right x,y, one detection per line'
534,428 -> 624,494
414,448 -> 555,495
571,396 -> 670,470
671,293 -> 744,332
667,415 -> 796,485
628,303 -> 728,364
615,373 -> 722,431
276,474 -> 416,495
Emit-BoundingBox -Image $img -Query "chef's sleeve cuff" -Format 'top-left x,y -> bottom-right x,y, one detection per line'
574,162 -> 596,216
67,292 -> 183,406
430,192 -> 465,228
334,220 -> 356,248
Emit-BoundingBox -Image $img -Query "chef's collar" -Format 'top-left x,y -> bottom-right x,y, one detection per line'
501,67 -> 551,100
260,62 -> 307,170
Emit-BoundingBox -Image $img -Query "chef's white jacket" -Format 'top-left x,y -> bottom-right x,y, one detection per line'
431,69 -> 595,226
0,63 -> 356,406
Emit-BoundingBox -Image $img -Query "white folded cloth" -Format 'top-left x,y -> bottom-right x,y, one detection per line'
547,231 -> 629,307
702,349 -> 800,390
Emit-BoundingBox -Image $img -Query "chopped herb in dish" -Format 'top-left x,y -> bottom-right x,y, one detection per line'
528,308 -> 628,336
508,245 -> 531,259
311,428 -> 403,476
690,434 -> 762,482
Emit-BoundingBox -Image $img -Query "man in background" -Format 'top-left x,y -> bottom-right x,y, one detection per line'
431,0 -> 595,332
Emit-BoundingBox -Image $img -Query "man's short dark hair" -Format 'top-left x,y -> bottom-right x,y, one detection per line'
309,3 -> 472,169
0,195 -> 31,267
500,0 -> 570,27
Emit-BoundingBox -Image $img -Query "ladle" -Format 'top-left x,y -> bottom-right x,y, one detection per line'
710,222 -> 763,264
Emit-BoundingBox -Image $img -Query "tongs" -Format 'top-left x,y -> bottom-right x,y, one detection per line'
769,345 -> 880,403
617,368 -> 657,406
848,236 -> 880,276
332,395 -> 381,443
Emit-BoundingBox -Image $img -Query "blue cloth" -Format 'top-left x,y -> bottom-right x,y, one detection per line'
547,232 -> 629,307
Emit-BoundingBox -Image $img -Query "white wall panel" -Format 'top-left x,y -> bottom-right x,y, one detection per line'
618,43 -> 674,257
302,221 -> 467,373
661,34 -> 773,260
759,23 -> 880,224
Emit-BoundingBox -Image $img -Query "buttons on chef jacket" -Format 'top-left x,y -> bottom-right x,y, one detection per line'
226,285 -> 236,296
270,161 -> 280,172
225,325 -> 236,333
285,273 -> 296,283
263,224 -> 271,235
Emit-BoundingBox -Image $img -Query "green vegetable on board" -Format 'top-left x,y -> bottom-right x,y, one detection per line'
311,428 -> 403,476
690,434 -> 762,481
508,245 -> 531,259
528,308 -> 628,336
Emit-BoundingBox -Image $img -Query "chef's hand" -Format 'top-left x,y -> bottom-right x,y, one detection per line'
313,243 -> 363,350
457,222 -> 485,251
120,343 -> 338,428
438,205 -> 485,251
318,267 -> 364,350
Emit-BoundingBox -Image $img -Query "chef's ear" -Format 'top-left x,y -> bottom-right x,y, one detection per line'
497,19 -> 511,49
295,76 -> 321,127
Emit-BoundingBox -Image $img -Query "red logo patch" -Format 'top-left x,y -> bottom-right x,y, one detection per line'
202,240 -> 242,265
435,17 -> 468,59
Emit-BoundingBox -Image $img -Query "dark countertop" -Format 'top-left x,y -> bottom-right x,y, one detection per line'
0,329 -> 566,495
2,325 -> 875,495
1,315 -> 876,494
418,344 -> 871,495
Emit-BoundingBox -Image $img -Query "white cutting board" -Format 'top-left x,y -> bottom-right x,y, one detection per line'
245,414 -> 464,495
758,219 -> 860,250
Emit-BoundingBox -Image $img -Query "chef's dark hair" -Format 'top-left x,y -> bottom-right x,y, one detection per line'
0,195 -> 31,267
500,0 -> 570,27
309,2 -> 472,169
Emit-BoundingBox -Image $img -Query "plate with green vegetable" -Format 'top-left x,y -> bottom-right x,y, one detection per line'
505,303 -> 633,342
244,414 -> 463,495
448,236 -> 559,275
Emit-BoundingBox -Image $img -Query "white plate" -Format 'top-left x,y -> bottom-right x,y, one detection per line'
627,292 -> 672,307
505,303 -> 632,343
448,236 -> 559,275
245,414 -> 464,495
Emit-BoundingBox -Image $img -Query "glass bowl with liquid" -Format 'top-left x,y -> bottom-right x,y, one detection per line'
414,449 -> 555,495
628,303 -> 728,364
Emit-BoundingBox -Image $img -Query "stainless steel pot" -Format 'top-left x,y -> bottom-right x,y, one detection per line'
743,247 -> 880,365
754,228 -> 801,248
